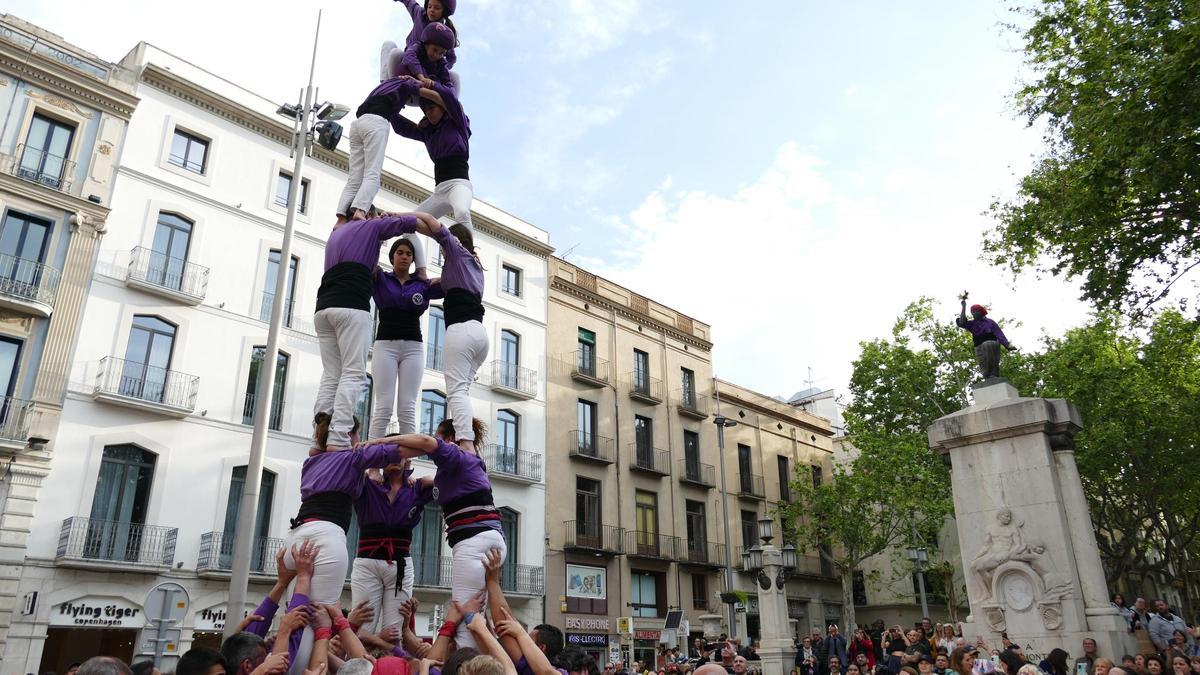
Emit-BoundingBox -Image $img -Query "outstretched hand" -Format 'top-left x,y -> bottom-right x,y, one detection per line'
280,606 -> 310,634
347,600 -> 374,628
276,547 -> 297,585
236,613 -> 265,633
292,539 -> 319,578
482,548 -> 504,584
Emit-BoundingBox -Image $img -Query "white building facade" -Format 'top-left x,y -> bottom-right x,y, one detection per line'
6,42 -> 552,674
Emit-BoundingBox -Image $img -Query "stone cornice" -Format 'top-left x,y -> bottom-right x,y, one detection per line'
0,42 -> 138,119
715,384 -> 834,438
139,64 -> 555,259
0,172 -> 109,223
550,275 -> 713,352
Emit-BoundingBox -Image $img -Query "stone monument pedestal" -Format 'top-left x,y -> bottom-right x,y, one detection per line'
928,380 -> 1126,660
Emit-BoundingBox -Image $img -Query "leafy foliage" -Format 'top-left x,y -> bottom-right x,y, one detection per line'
986,0 -> 1200,316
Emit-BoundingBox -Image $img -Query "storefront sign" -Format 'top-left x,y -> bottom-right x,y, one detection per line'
566,564 -> 607,599
567,633 -> 609,646
194,604 -> 257,631
566,616 -> 610,631
52,598 -> 142,627
634,630 -> 660,640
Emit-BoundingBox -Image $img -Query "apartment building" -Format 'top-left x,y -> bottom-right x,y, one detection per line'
5,39 -> 553,674
0,15 -> 138,663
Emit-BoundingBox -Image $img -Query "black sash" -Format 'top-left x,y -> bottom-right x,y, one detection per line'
290,491 -> 353,533
444,288 -> 484,326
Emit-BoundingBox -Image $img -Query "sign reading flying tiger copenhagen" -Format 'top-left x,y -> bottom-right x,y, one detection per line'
52,598 -> 142,628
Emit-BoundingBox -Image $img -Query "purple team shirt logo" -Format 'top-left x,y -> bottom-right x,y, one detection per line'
408,506 -> 418,520
412,293 -> 424,305
431,486 -> 440,501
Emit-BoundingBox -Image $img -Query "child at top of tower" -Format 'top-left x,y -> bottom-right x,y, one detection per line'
381,19 -> 459,94
398,0 -> 458,70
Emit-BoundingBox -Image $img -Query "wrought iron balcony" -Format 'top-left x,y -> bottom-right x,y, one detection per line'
681,539 -> 726,569
56,517 -> 177,568
260,291 -> 296,329
485,361 -> 537,399
570,351 -> 608,387
414,556 -> 452,588
0,253 -> 60,317
0,396 -> 33,447
629,445 -> 670,476
242,392 -> 285,432
568,430 -> 614,464
93,356 -> 199,417
482,444 -> 542,483
503,564 -> 545,595
675,389 -> 709,419
678,459 -> 715,488
738,473 -> 766,500
3,143 -> 76,191
126,247 -> 209,304
628,373 -> 663,404
564,521 -> 623,555
626,531 -> 680,560
426,346 -> 444,372
196,532 -> 285,575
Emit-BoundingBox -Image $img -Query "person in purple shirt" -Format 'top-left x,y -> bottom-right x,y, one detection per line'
369,416 -> 504,651
393,82 -> 474,235
372,214 -> 485,451
350,459 -> 435,639
380,0 -> 460,91
370,237 -> 443,440
956,298 -> 1017,380
336,76 -> 423,224
390,23 -> 457,93
314,212 -> 439,451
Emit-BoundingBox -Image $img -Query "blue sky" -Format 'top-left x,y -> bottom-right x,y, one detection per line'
11,0 -> 1090,400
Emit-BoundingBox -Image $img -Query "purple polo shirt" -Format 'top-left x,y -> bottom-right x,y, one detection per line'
357,77 -> 423,120
300,443 -> 405,501
242,596 -> 279,637
400,41 -> 453,88
430,225 -> 482,296
958,317 -> 1011,347
392,83 -> 470,162
324,217 -> 420,272
354,474 -> 436,528
399,0 -> 457,69
373,274 -> 443,312
429,439 -> 492,504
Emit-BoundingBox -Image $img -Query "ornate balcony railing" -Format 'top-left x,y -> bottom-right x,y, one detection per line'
678,459 -> 716,488
4,143 -> 76,191
482,444 -> 542,483
94,356 -> 199,414
56,517 -> 177,567
0,396 -> 33,444
626,531 -> 681,560
568,430 -> 614,464
127,247 -> 209,302
504,564 -> 545,595
196,531 -> 285,575
738,473 -> 766,500
242,392 -> 285,432
414,556 -> 452,587
485,361 -> 537,398
564,521 -> 623,554
570,350 -> 608,386
260,292 -> 296,329
0,252 -> 60,315
426,346 -> 444,372
628,373 -> 663,404
681,539 -> 726,568
675,389 -> 709,419
630,445 -> 671,476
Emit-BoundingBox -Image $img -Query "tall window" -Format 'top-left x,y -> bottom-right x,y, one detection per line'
632,349 -> 650,393
169,128 -> 208,174
500,264 -> 522,297
426,307 -> 445,371
576,399 -> 597,454
577,328 -> 596,376
683,430 -> 700,480
88,445 -> 156,561
575,477 -> 602,546
420,390 -> 446,435
686,500 -> 707,551
634,415 -> 653,467
275,171 -> 310,213
740,510 -> 758,552
630,572 -> 660,618
738,444 -> 753,493
499,507 -> 518,588
0,212 -> 52,291
243,347 -> 289,431
263,250 -> 299,328
120,315 -> 176,402
495,409 -> 519,473
222,467 -> 276,569
499,330 -> 520,388
20,113 -> 74,187
691,574 -> 708,609
0,337 -> 20,399
412,504 -> 444,584
778,455 -> 791,502
149,212 -> 193,290
635,491 -> 657,551
680,367 -> 697,406
811,465 -> 823,488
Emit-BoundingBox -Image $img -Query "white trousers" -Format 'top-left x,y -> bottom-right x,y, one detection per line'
450,529 -> 506,650
337,113 -> 391,216
350,556 -> 415,634
314,307 -> 372,448
416,178 -> 475,233
443,320 -> 488,438
379,40 -> 462,96
369,339 -> 425,439
283,521 -> 349,675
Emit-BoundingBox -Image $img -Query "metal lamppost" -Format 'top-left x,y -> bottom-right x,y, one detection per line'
713,394 -> 739,638
907,545 -> 930,619
742,516 -> 799,674
224,10 -> 348,636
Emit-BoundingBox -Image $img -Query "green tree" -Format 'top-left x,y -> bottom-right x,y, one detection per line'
986,0 -> 1200,316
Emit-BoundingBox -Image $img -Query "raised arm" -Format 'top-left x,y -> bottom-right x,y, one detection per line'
397,0 -> 424,23
419,83 -> 466,127
468,613 -> 519,675
484,548 -> 523,663
495,608 -> 559,675
325,604 -> 370,659
401,42 -> 428,79
390,110 -> 425,139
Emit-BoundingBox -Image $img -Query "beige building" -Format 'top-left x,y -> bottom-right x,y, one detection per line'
712,379 -> 843,639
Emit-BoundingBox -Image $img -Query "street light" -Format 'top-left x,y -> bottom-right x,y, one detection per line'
225,9 -> 346,636
713,389 -> 739,638
907,545 -> 930,619
739,498 -> 799,671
